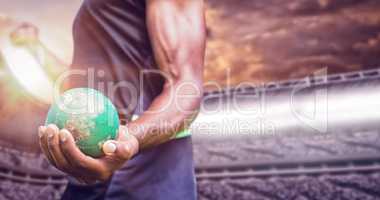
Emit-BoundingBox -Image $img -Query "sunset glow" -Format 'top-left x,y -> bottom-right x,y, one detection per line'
2,42 -> 53,103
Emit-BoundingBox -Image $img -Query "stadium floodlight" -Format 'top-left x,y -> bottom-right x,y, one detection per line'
2,41 -> 53,103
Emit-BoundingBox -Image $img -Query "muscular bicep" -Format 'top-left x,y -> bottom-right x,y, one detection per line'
146,0 -> 206,84
124,0 -> 205,148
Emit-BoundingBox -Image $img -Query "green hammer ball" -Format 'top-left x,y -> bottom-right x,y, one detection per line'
45,88 -> 120,157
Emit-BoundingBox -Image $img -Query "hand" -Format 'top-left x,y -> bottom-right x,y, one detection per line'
38,124 -> 139,184
10,22 -> 40,46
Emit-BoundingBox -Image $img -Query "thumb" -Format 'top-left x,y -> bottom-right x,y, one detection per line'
102,135 -> 139,160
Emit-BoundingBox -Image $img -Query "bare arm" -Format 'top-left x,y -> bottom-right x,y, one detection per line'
127,0 -> 206,149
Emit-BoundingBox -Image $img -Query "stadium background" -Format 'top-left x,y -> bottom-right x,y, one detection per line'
0,0 -> 379,199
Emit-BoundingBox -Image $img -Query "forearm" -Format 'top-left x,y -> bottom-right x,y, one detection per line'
127,79 -> 203,149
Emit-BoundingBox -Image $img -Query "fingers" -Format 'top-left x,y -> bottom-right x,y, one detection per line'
39,124 -> 112,182
40,124 -> 73,174
45,124 -> 60,164
103,134 -> 139,161
39,125 -> 56,167
104,141 -> 131,161
47,128 -> 72,172
59,129 -> 102,173
102,125 -> 134,160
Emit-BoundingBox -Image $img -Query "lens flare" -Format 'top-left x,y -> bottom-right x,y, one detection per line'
2,42 -> 53,103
